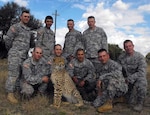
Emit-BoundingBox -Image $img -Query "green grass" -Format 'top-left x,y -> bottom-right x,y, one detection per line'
0,59 -> 150,115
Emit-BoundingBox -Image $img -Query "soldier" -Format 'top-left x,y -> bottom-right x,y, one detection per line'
67,48 -> 96,102
118,40 -> 147,112
36,16 -> 55,60
48,44 -> 67,65
63,19 -> 83,63
93,49 -> 128,113
20,47 -> 50,98
82,16 -> 108,68
4,10 -> 31,103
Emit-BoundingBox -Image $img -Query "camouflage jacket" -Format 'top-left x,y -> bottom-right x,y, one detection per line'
4,22 -> 31,59
36,27 -> 55,60
67,58 -> 96,83
96,59 -> 127,91
118,51 -> 147,84
22,57 -> 51,85
63,29 -> 83,58
83,26 -> 108,59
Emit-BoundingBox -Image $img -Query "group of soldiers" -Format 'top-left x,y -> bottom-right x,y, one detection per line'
4,10 -> 147,113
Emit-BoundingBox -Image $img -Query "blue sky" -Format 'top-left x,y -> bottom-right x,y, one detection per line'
0,0 -> 150,56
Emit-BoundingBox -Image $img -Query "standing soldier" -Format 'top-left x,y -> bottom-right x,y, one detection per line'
118,40 -> 147,112
63,19 -> 83,63
4,10 -> 31,103
36,16 -> 55,60
83,16 -> 108,68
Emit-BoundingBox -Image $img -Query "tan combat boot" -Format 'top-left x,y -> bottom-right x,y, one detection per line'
97,99 -> 113,113
7,93 -> 18,104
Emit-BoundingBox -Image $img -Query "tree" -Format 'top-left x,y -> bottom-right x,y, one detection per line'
0,2 -> 42,34
28,15 -> 42,30
0,2 -> 19,34
0,2 -> 42,59
108,44 -> 123,61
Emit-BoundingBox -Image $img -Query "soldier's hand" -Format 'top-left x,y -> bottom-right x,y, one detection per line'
72,76 -> 78,84
79,80 -> 85,87
42,76 -> 49,83
48,61 -> 51,65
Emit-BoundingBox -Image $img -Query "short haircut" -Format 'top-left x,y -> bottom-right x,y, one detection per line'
98,48 -> 108,54
21,10 -> 30,15
45,16 -> 53,22
123,39 -> 133,46
33,46 -> 42,52
67,19 -> 74,22
54,44 -> 62,49
76,48 -> 85,55
88,16 -> 95,20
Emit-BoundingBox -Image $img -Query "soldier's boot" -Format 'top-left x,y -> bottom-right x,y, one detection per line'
133,103 -> 143,112
7,93 -> 18,104
113,96 -> 126,104
97,99 -> 113,113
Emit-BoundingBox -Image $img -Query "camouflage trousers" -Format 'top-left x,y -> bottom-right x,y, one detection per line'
76,81 -> 96,101
5,55 -> 24,93
125,77 -> 147,105
93,79 -> 127,107
20,82 -> 48,97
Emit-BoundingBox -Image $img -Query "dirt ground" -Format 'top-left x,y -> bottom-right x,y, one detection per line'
0,59 -> 150,115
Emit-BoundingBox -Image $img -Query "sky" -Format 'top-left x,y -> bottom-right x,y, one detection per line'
0,0 -> 150,56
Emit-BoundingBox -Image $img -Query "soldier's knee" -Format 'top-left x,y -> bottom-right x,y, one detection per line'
21,83 -> 34,96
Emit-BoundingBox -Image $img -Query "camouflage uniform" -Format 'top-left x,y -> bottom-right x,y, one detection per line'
63,29 -> 83,62
36,27 -> 55,60
82,27 -> 108,67
5,22 -> 31,93
118,51 -> 147,105
20,57 -> 51,96
67,58 -> 96,101
93,59 -> 128,107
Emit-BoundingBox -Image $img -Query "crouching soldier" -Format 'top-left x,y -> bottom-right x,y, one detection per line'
118,40 -> 147,112
93,49 -> 128,113
67,48 -> 96,102
20,47 -> 50,98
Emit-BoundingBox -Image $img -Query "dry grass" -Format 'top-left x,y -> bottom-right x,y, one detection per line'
0,59 -> 150,115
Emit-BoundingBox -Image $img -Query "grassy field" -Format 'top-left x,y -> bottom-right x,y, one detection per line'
0,59 -> 150,115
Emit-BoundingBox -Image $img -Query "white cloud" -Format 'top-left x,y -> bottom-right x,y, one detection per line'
73,4 -> 86,10
55,27 -> 68,47
112,0 -> 130,10
52,0 -> 150,56
138,4 -> 150,13
73,0 -> 150,56
14,0 -> 28,7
